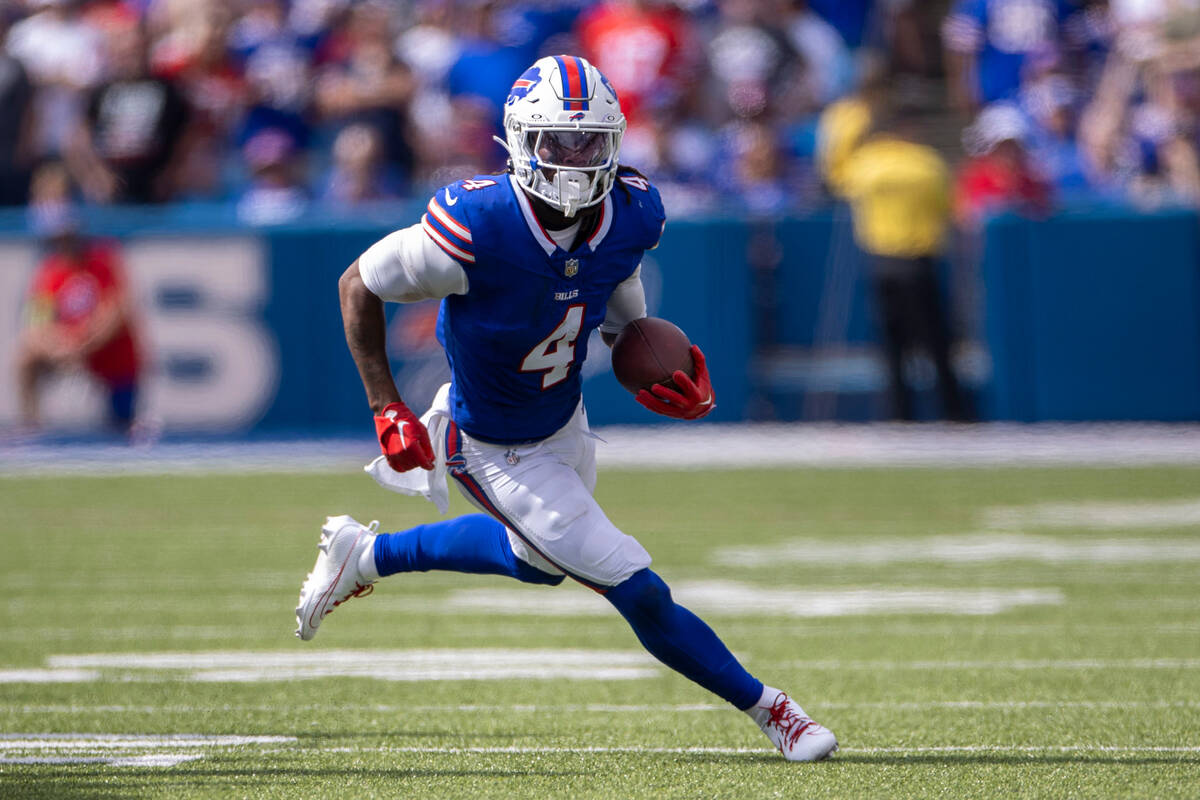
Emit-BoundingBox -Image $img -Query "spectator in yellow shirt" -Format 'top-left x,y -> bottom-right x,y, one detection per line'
836,107 -> 969,422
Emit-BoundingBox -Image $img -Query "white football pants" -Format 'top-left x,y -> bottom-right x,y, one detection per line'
443,403 -> 652,590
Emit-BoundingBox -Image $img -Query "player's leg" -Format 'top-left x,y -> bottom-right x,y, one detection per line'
367,514 -> 564,586
910,257 -> 969,422
450,417 -> 837,760
871,263 -> 914,421
604,567 -> 761,707
106,379 -> 138,435
451,416 -> 757,700
15,345 -> 51,428
296,511 -> 564,641
604,568 -> 837,760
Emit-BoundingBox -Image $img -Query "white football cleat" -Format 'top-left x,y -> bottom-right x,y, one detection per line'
748,687 -> 838,762
295,515 -> 378,641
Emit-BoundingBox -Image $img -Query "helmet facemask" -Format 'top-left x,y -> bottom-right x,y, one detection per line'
497,56 -> 626,219
510,126 -> 622,218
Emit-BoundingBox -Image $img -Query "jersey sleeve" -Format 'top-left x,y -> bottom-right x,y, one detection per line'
600,265 -> 647,335
420,184 -> 476,265
358,223 -> 469,303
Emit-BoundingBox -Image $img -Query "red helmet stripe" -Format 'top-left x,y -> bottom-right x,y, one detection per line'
557,55 -> 586,111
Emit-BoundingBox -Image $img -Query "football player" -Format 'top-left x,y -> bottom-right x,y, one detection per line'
296,55 -> 837,762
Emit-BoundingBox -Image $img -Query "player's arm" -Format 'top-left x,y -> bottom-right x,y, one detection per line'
600,265 -> 647,347
599,265 -> 714,419
340,224 -> 468,471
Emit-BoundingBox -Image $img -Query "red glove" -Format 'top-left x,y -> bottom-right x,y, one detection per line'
374,401 -> 435,472
636,345 -> 716,420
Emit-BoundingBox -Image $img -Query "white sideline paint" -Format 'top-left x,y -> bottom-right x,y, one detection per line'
718,532 -> 1200,567
33,649 -> 659,684
10,700 -> 1200,714
337,744 -> 1200,756
0,734 -> 296,749
0,669 -> 99,683
0,734 -> 294,769
984,498 -> 1200,530
445,582 -> 1064,617
4,423 -> 1200,477
0,754 -> 204,767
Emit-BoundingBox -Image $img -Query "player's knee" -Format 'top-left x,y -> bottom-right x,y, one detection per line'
606,568 -> 673,623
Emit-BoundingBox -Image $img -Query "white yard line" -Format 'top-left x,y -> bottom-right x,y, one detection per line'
0,733 -> 296,769
4,649 -> 660,684
8,700 -> 1200,715
719,533 -> 1200,567
4,423 -> 1200,476
985,499 -> 1200,530
0,734 -> 296,749
0,669 -> 98,683
444,584 -> 1065,617
0,754 -> 205,767
4,651 -> 1194,687
325,744 -> 1200,756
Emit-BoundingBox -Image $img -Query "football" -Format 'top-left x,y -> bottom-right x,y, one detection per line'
610,317 -> 694,394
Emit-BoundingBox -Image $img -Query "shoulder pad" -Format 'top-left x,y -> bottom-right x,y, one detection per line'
616,170 -> 666,250
422,182 -> 483,265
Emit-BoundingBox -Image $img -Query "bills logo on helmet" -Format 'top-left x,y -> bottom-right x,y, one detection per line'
507,66 -> 542,106
569,112 -> 585,121
598,71 -> 620,104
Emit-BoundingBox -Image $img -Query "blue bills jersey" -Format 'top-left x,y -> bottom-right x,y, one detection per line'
421,172 -> 665,444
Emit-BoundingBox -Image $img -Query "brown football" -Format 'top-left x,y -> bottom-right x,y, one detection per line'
610,317 -> 694,394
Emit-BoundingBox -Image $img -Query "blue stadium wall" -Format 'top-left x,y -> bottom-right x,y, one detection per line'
0,205 -> 1197,432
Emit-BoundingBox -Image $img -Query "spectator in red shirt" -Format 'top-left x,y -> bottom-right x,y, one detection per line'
955,103 -> 1052,230
575,0 -> 700,127
16,165 -> 142,433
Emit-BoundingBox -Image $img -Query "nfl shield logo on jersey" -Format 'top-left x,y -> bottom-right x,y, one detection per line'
564,258 -> 580,277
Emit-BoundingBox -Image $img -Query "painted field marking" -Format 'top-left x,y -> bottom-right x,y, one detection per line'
984,498 -> 1200,530
718,532 -> 1200,567
325,744 -> 1200,756
0,649 -> 660,684
0,734 -> 296,749
8,700 -> 1200,715
5,651 -> 1195,686
445,583 -> 1064,617
8,423 -> 1200,476
0,733 -> 296,769
0,669 -> 98,683
0,754 -> 205,767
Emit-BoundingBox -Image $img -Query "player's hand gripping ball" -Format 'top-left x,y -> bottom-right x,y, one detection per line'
374,400 -> 436,472
611,317 -> 715,420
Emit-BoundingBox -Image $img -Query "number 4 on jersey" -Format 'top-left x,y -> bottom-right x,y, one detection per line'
521,304 -> 584,389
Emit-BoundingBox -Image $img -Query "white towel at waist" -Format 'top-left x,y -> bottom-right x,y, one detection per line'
364,382 -> 453,514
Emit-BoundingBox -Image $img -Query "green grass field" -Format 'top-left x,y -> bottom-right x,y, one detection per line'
2,465 -> 1199,798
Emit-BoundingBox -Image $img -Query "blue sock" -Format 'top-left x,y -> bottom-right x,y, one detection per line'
374,514 -> 564,586
606,569 -> 763,710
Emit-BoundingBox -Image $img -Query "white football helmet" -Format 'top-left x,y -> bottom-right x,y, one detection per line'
496,55 -> 626,218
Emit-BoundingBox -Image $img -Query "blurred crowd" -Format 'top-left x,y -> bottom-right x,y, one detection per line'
1,0 -> 1198,225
